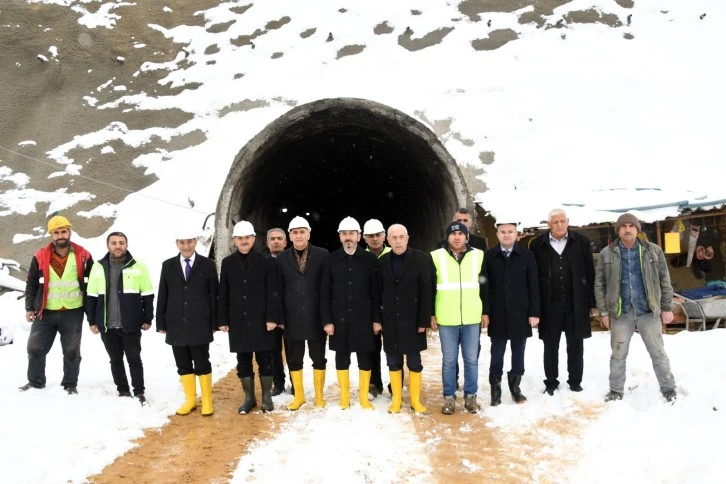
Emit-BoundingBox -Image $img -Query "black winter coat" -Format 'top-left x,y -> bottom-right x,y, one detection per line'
321,247 -> 380,353
277,244 -> 328,341
485,245 -> 540,340
530,230 -> 596,339
377,248 -> 432,354
218,250 -> 278,353
156,253 -> 218,346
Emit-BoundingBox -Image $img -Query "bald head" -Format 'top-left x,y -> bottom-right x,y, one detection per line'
387,224 -> 409,255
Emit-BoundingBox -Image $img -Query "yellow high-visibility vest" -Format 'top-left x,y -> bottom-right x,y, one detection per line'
431,248 -> 484,326
46,254 -> 83,310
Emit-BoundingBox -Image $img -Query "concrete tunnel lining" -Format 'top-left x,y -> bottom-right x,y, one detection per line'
215,98 -> 469,258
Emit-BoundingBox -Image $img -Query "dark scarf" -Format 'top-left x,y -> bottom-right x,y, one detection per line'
294,246 -> 309,273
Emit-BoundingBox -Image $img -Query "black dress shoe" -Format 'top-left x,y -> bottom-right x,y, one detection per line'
569,383 -> 583,392
271,385 -> 284,397
119,391 -> 132,397
544,385 -> 557,396
65,386 -> 78,395
136,394 -> 148,406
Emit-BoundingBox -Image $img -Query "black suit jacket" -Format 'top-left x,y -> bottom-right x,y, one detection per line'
156,252 -> 218,346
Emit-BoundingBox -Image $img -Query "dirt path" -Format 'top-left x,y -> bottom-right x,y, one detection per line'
88,371 -> 289,484
90,335 -> 601,483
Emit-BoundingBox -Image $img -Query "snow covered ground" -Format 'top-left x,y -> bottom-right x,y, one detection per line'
2,0 -> 726,482
2,284 -> 725,482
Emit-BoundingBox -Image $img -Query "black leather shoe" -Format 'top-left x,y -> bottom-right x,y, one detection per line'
569,383 -> 583,392
271,385 -> 284,397
119,391 -> 132,397
65,386 -> 78,395
136,394 -> 148,406
544,384 -> 557,396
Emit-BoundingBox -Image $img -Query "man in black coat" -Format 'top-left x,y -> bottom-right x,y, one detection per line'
321,217 -> 380,410
377,224 -> 432,414
156,230 -> 219,416
266,227 -> 290,396
529,209 -> 596,395
218,221 -> 279,414
484,222 -> 540,406
277,216 -> 329,410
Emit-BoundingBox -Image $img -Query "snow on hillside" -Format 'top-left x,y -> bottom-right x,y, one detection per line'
2,0 -> 726,482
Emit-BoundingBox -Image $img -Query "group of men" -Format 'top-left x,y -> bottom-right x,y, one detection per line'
20,207 -> 678,417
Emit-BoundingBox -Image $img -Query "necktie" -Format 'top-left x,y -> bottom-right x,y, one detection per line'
184,258 -> 191,281
504,249 -> 511,258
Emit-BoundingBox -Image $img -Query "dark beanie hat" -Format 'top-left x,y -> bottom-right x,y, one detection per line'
615,213 -> 641,233
446,222 -> 469,239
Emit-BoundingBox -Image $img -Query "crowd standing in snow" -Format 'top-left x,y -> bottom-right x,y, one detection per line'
18,209 -> 678,414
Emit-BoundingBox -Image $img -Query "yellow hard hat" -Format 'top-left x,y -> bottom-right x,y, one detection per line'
47,215 -> 72,234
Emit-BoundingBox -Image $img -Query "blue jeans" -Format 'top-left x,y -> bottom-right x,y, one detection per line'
439,324 -> 480,398
609,308 -> 675,393
489,337 -> 527,378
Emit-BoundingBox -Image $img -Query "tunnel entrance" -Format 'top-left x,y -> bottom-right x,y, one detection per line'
215,98 -> 468,256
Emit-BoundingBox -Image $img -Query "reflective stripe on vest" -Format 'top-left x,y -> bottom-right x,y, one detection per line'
46,255 -> 83,310
432,248 -> 483,325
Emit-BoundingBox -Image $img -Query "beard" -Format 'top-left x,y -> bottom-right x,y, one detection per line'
53,238 -> 69,249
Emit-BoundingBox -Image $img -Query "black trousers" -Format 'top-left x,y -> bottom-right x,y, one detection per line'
385,351 -> 423,372
236,351 -> 273,378
172,344 -> 211,375
542,301 -> 584,386
272,327 -> 290,386
369,331 -> 383,388
335,350 -> 372,371
490,337 -> 526,378
286,338 -> 327,371
26,307 -> 83,388
100,328 -> 145,396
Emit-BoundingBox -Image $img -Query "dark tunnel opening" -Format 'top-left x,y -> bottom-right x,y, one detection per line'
215,98 -> 468,257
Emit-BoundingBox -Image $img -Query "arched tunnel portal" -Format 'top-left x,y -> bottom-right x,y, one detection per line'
215,98 -> 469,257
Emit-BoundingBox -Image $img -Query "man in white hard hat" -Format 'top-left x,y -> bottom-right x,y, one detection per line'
218,221 -> 280,414
156,228 -> 219,416
321,217 -> 380,409
276,216 -> 330,410
362,218 -> 390,397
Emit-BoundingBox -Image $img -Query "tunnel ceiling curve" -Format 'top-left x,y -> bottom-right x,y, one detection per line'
215,98 -> 469,256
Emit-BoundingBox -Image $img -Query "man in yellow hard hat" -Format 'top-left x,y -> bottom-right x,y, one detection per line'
20,215 -> 94,394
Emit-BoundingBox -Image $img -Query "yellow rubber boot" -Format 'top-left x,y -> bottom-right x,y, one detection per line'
199,373 -> 214,416
337,369 -> 350,409
388,370 -> 403,413
359,370 -> 374,410
287,370 -> 306,411
409,371 -> 428,414
313,369 -> 326,408
176,374 -> 198,415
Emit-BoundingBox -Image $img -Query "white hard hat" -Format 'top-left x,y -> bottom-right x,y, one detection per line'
176,227 -> 199,240
362,219 -> 385,235
288,216 -> 311,232
338,216 -> 361,232
232,221 -> 256,237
